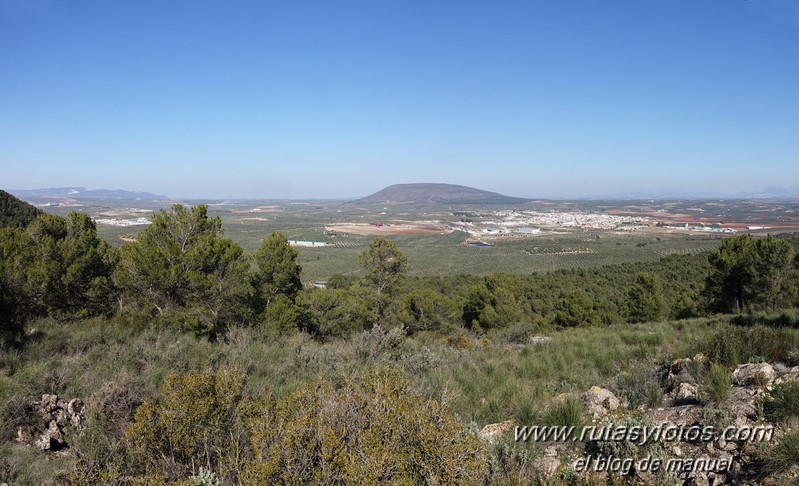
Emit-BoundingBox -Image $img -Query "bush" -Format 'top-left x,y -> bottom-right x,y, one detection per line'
125,367 -> 250,483
701,364 -> 731,404
614,363 -> 664,409
541,395 -> 586,428
393,288 -> 460,334
765,381 -> 799,423
242,367 -> 490,484
297,287 -> 371,338
115,204 -> 251,337
400,344 -> 441,374
764,427 -> 799,476
259,294 -> 301,336
351,324 -> 406,361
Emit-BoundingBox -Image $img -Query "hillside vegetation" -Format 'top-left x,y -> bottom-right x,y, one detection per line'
0,190 -> 41,229
1,201 -> 799,484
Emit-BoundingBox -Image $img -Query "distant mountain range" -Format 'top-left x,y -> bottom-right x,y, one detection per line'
589,187 -> 799,200
10,187 -> 167,200
9,184 -> 799,202
748,187 -> 799,199
355,183 -> 531,205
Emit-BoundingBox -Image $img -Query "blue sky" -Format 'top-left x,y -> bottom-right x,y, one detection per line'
1,0 -> 797,199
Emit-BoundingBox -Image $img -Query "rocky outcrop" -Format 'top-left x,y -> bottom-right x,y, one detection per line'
675,382 -> 700,405
478,419 -> 517,444
580,386 -> 620,419
480,360 -> 799,485
15,394 -> 86,451
731,362 -> 776,387
774,364 -> 799,383
532,446 -> 562,480
661,354 -> 706,404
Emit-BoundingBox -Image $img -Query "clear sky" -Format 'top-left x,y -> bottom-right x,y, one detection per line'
1,0 -> 797,199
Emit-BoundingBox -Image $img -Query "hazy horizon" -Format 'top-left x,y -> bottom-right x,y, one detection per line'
2,1 -> 798,199
8,182 -> 799,202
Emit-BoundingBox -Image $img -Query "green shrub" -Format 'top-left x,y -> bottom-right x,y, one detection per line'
125,367 -> 250,483
242,368 -> 490,484
297,287 -> 371,338
765,381 -> 799,423
765,427 -> 799,476
190,466 -> 222,486
259,294 -> 301,336
114,204 -> 251,337
541,395 -> 586,428
701,364 -> 731,404
614,363 -> 664,409
393,288 -> 460,334
351,324 -> 406,361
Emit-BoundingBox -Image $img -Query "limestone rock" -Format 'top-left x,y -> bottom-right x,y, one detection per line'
35,420 -> 66,450
675,382 -> 700,405
727,387 -> 760,426
663,357 -> 700,393
533,446 -> 560,480
39,394 -> 59,414
478,419 -> 516,444
775,365 -> 799,384
15,425 -> 38,445
18,393 -> 86,452
646,404 -> 704,426
581,386 -> 620,419
732,363 -> 775,387
67,398 -> 86,429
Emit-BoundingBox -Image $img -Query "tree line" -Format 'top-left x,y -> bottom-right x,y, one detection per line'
3,202 -> 799,343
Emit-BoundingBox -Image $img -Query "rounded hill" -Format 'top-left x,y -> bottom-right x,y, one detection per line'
355,183 -> 531,205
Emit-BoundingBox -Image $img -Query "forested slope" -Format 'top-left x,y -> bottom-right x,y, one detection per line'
0,189 -> 41,228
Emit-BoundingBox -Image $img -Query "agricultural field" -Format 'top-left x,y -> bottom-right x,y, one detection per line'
32,196 -> 799,284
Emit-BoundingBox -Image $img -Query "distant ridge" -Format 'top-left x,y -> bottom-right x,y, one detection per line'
355,183 -> 531,205
10,187 -> 167,200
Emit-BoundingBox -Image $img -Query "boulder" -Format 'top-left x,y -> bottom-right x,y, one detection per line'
15,425 -> 38,445
646,404 -> 704,426
732,363 -> 775,387
727,387 -> 760,427
775,365 -> 799,384
40,394 -> 58,412
532,446 -> 560,480
581,386 -> 620,418
478,419 -> 517,444
674,382 -> 700,405
35,420 -> 66,451
664,357 -> 700,392
67,398 -> 86,429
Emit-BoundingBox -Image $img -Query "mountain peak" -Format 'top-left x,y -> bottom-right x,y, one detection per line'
355,183 -> 530,205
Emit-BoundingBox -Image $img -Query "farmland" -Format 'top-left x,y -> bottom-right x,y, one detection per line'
30,196 -> 799,285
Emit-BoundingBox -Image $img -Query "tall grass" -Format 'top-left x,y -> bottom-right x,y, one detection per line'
701,364 -> 732,404
765,381 -> 799,423
2,313 -> 799,484
765,427 -> 799,476
688,323 -> 799,367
